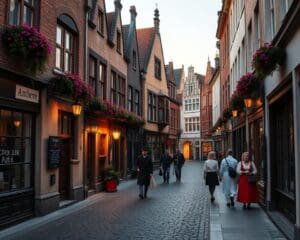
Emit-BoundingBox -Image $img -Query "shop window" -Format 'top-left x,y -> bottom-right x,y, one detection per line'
0,109 -> 33,193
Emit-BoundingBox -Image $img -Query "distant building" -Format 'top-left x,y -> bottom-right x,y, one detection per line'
180,66 -> 202,160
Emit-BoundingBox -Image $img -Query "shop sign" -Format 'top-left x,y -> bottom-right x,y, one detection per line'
0,149 -> 20,164
15,84 -> 39,103
47,136 -> 62,169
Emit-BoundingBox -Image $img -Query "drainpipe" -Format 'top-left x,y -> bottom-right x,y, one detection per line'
83,0 -> 92,198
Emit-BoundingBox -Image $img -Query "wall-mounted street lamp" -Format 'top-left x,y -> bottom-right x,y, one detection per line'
244,98 -> 252,108
72,103 -> 82,116
112,130 -> 121,140
13,120 -> 21,128
232,110 -> 238,118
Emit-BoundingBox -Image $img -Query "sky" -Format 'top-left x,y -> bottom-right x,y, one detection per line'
106,0 -> 221,75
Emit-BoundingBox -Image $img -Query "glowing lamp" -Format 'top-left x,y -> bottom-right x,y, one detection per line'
244,98 -> 252,108
232,110 -> 238,118
112,130 -> 121,140
72,103 -> 82,116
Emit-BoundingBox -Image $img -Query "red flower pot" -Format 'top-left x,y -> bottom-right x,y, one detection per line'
105,179 -> 117,192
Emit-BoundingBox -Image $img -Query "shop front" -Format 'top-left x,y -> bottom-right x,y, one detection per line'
0,77 -> 39,229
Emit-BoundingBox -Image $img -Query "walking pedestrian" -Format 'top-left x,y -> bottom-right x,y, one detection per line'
173,148 -> 185,182
220,149 -> 238,207
136,147 -> 153,199
203,151 -> 220,202
160,150 -> 172,184
237,152 -> 259,209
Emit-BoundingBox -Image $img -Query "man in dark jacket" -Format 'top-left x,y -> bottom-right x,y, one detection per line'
160,150 -> 172,183
136,147 -> 153,199
173,148 -> 185,182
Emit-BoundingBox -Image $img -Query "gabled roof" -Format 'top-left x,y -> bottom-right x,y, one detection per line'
174,69 -> 183,89
136,27 -> 155,72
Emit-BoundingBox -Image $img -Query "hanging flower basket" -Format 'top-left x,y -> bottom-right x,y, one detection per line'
252,43 -> 285,77
2,25 -> 52,74
87,97 -> 145,126
230,91 -> 244,112
49,73 -> 94,103
236,72 -> 260,99
222,107 -> 232,121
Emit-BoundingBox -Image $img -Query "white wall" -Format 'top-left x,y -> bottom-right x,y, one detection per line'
212,73 -> 221,126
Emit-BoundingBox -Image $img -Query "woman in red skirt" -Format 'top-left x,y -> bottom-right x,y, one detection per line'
237,152 -> 259,209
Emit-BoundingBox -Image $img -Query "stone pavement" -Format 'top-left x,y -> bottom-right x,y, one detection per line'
0,161 -> 210,240
210,179 -> 287,240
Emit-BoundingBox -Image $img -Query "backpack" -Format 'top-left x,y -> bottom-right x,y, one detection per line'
226,158 -> 237,178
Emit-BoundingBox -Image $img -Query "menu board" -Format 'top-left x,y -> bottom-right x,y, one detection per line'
47,136 -> 62,169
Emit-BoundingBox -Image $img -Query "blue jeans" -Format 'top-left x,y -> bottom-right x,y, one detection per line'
163,167 -> 170,183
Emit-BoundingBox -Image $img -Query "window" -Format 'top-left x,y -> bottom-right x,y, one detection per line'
128,86 -> 133,112
89,56 -> 96,95
117,76 -> 125,108
154,56 -> 161,79
98,10 -> 104,34
148,92 -> 157,121
117,30 -> 121,53
270,0 -> 276,38
111,71 -> 117,104
134,90 -> 140,115
0,109 -> 33,193
132,50 -> 137,70
9,0 -> 36,26
98,62 -> 106,100
56,24 -> 75,72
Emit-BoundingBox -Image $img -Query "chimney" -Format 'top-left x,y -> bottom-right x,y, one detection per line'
114,0 -> 122,11
154,8 -> 160,33
130,5 -> 137,20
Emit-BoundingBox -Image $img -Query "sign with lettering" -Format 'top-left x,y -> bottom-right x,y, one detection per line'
15,84 -> 39,103
47,137 -> 62,169
0,149 -> 21,164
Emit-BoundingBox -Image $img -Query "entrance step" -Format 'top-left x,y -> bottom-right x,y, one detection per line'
87,189 -> 96,197
59,200 -> 76,209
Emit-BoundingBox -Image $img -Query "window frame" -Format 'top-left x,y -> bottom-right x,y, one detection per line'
154,56 -> 161,80
97,9 -> 104,36
8,0 -> 37,26
55,23 -> 76,73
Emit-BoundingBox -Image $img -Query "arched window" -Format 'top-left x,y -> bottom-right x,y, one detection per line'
55,14 -> 78,73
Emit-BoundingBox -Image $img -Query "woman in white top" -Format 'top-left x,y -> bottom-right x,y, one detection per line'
203,151 -> 219,202
236,152 -> 259,209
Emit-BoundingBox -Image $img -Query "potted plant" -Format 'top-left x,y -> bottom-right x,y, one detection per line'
236,72 -> 260,99
2,24 -> 52,74
104,167 -> 120,192
252,43 -> 285,77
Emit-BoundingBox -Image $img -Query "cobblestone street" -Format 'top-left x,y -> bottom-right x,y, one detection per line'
4,161 -> 210,240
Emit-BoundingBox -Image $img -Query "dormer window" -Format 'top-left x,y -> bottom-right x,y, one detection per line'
116,30 -> 121,53
154,56 -> 161,80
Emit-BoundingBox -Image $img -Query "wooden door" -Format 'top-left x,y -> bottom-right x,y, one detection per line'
59,138 -> 70,199
87,133 -> 95,189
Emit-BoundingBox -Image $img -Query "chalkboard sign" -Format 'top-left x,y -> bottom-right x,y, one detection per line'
47,136 -> 62,169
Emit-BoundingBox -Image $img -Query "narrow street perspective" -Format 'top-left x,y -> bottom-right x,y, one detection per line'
0,0 -> 299,239
2,161 -> 210,240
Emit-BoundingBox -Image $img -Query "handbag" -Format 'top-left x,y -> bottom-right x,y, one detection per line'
225,158 -> 237,178
247,174 -> 257,184
150,176 -> 157,189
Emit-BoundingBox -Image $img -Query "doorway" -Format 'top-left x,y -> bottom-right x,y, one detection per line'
87,133 -> 95,190
59,138 -> 71,199
183,142 -> 191,160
